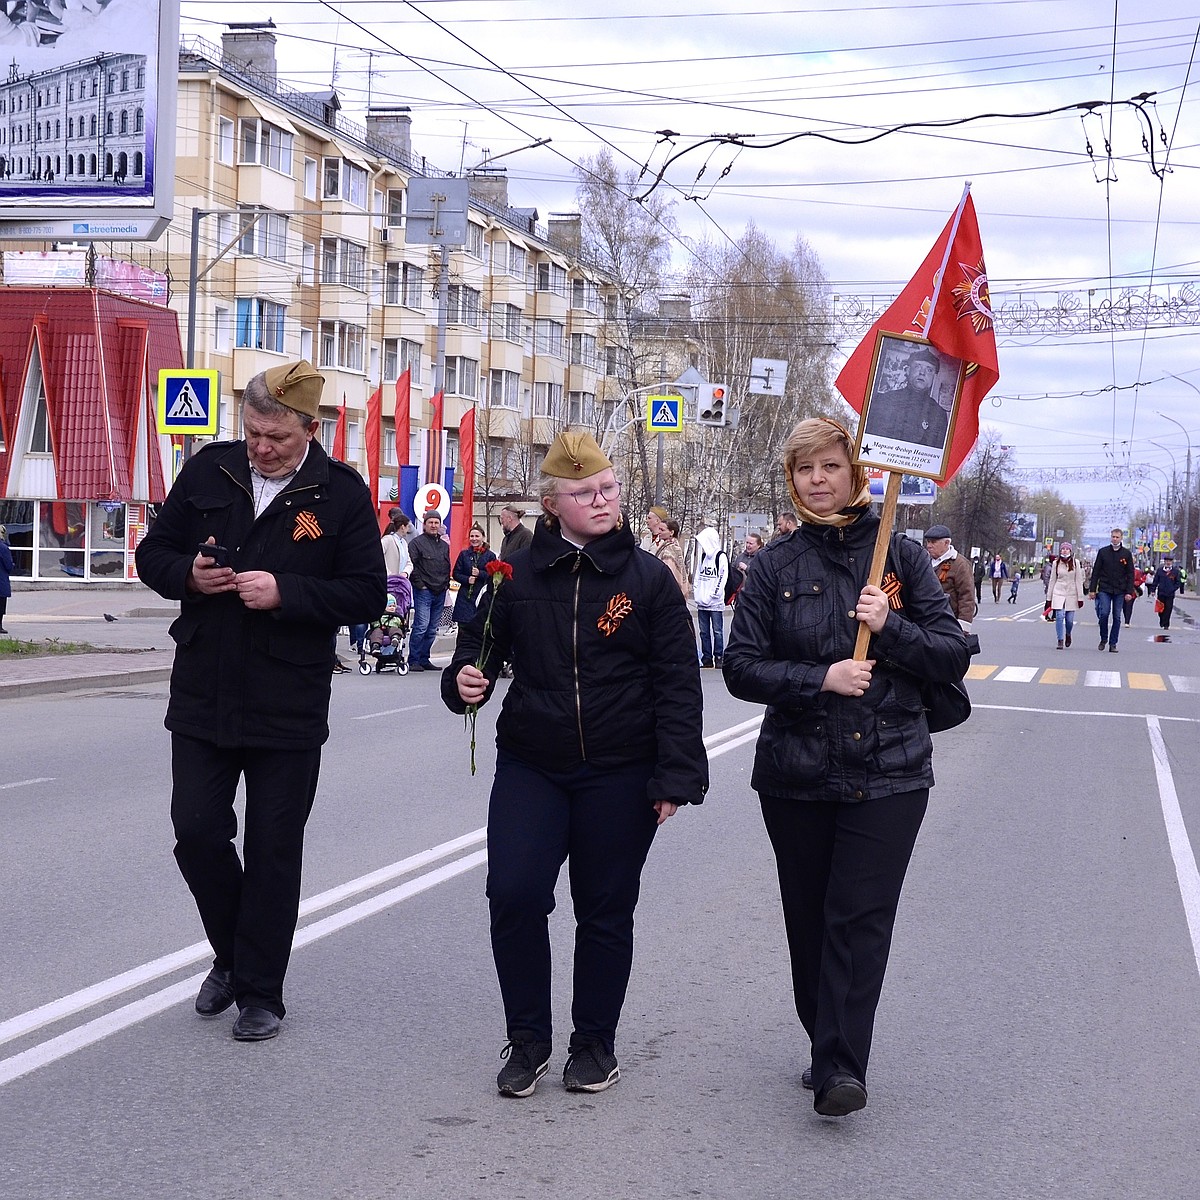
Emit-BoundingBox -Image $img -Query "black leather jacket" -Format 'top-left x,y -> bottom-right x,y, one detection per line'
441,518 -> 708,807
723,512 -> 970,802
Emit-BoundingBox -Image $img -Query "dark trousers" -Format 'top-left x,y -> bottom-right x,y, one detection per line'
759,789 -> 928,1092
1159,594 -> 1175,628
486,752 -> 659,1051
170,734 -> 321,1018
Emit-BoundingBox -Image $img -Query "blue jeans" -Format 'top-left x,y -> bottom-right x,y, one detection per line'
698,608 -> 724,662
486,751 -> 659,1048
1053,608 -> 1075,641
410,587 -> 447,666
1095,590 -> 1123,646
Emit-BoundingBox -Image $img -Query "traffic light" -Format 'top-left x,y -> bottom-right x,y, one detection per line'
697,382 -> 728,426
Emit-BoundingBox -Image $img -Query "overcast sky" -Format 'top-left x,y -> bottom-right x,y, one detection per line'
181,0 -> 1200,544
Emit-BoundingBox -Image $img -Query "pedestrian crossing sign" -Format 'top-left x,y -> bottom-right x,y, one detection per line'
157,370 -> 220,435
645,393 -> 683,432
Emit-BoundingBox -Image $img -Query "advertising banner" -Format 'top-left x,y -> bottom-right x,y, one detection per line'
0,0 -> 178,240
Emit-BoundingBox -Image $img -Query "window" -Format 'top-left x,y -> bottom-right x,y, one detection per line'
604,345 -> 629,378
121,70 -> 129,92
214,304 -> 231,353
303,157 -> 318,201
137,66 -> 145,88
301,242 -> 315,285
466,222 -> 485,258
320,237 -> 367,290
135,109 -> 143,134
496,241 -> 525,279
299,327 -> 314,362
384,261 -> 423,307
489,370 -> 519,409
235,298 -> 286,354
239,118 -> 293,174
536,261 -> 567,296
322,157 -> 368,207
568,391 -> 595,425
569,333 -> 597,369
382,338 -> 422,383
318,320 -> 365,371
386,189 -> 405,227
534,319 -> 564,358
491,303 -> 522,343
217,117 -> 234,164
445,356 -> 479,399
119,111 -> 128,134
238,206 -> 289,262
446,284 -> 481,327
572,279 -> 600,312
532,382 -> 563,418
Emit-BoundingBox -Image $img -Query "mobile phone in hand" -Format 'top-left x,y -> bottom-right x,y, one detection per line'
196,542 -> 232,568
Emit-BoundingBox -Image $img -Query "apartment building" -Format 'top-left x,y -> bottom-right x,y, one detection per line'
175,24 -> 621,509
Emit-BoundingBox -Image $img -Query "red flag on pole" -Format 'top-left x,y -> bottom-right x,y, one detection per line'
395,369 -> 411,466
365,384 -> 382,518
331,394 -> 347,461
430,389 -> 444,432
835,186 -> 999,483
458,402 -> 475,538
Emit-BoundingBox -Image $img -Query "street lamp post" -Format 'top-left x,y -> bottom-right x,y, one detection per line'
1157,404 -> 1194,589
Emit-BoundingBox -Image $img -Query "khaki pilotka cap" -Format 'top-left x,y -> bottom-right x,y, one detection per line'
262,360 -> 325,420
541,432 -> 612,479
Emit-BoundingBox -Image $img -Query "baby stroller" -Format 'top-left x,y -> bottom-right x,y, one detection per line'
359,575 -> 414,676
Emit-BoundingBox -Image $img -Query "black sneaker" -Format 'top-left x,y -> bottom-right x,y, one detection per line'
562,1038 -> 619,1092
497,1038 -> 552,1097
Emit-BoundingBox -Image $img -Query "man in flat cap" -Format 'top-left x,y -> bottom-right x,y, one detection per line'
865,346 -> 950,448
443,431 -> 707,1098
923,524 -> 976,630
137,361 -> 386,1041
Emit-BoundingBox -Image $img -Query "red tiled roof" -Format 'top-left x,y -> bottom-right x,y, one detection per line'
0,288 -> 182,500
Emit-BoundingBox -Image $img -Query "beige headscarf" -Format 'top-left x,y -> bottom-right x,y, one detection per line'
784,417 -> 872,527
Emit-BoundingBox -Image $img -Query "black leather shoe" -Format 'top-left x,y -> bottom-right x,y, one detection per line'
408,662 -> 427,672
232,1006 -> 281,1041
814,1073 -> 867,1116
195,966 -> 235,1016
801,1066 -> 813,1091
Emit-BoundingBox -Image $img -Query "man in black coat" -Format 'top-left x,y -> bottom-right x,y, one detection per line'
136,361 -> 386,1040
1087,527 -> 1136,651
407,511 -> 452,670
498,505 -> 532,561
864,347 -> 950,448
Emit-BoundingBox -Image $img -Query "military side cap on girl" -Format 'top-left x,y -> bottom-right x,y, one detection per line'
262,360 -> 325,419
541,432 -> 612,478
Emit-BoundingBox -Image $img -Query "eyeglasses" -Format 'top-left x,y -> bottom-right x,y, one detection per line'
562,481 -> 621,506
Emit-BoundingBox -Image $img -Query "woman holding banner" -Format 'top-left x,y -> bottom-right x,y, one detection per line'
723,416 -> 969,1117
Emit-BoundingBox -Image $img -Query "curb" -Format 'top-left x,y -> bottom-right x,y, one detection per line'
0,666 -> 174,699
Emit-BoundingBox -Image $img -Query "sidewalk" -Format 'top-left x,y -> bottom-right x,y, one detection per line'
0,584 -> 456,699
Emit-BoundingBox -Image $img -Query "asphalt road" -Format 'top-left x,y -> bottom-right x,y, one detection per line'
2,598 -> 1199,1200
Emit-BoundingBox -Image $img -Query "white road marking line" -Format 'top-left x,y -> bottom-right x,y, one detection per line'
0,828 -> 487,1050
974,703 -> 1200,723
994,666 -> 1039,683
1146,716 -> 1200,983
350,704 -> 429,721
1085,671 -> 1122,688
1169,675 -> 1200,693
0,714 -> 764,1084
0,777 -> 55,791
0,853 -> 487,1089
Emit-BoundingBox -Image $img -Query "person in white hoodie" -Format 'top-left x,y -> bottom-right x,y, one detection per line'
692,523 -> 729,667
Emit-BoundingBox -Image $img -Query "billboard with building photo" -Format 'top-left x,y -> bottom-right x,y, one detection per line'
0,0 -> 178,241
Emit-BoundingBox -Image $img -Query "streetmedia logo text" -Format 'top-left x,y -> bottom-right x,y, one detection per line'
73,223 -> 140,235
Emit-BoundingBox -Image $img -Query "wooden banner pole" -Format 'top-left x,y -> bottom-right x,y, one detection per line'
853,470 -> 903,661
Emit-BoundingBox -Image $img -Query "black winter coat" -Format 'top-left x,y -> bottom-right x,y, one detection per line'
723,513 -> 970,802
441,518 -> 708,807
136,439 -> 386,748
409,532 -> 451,591
1088,543 -> 1135,596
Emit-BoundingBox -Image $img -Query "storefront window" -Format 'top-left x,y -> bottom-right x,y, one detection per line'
0,500 -> 34,578
90,502 -> 126,577
38,501 -> 86,578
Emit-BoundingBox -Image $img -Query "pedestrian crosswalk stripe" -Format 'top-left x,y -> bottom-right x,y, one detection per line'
995,666 -> 1039,682
966,664 -> 999,680
1041,668 -> 1077,686
963,665 -> 1198,690
1127,673 -> 1167,691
